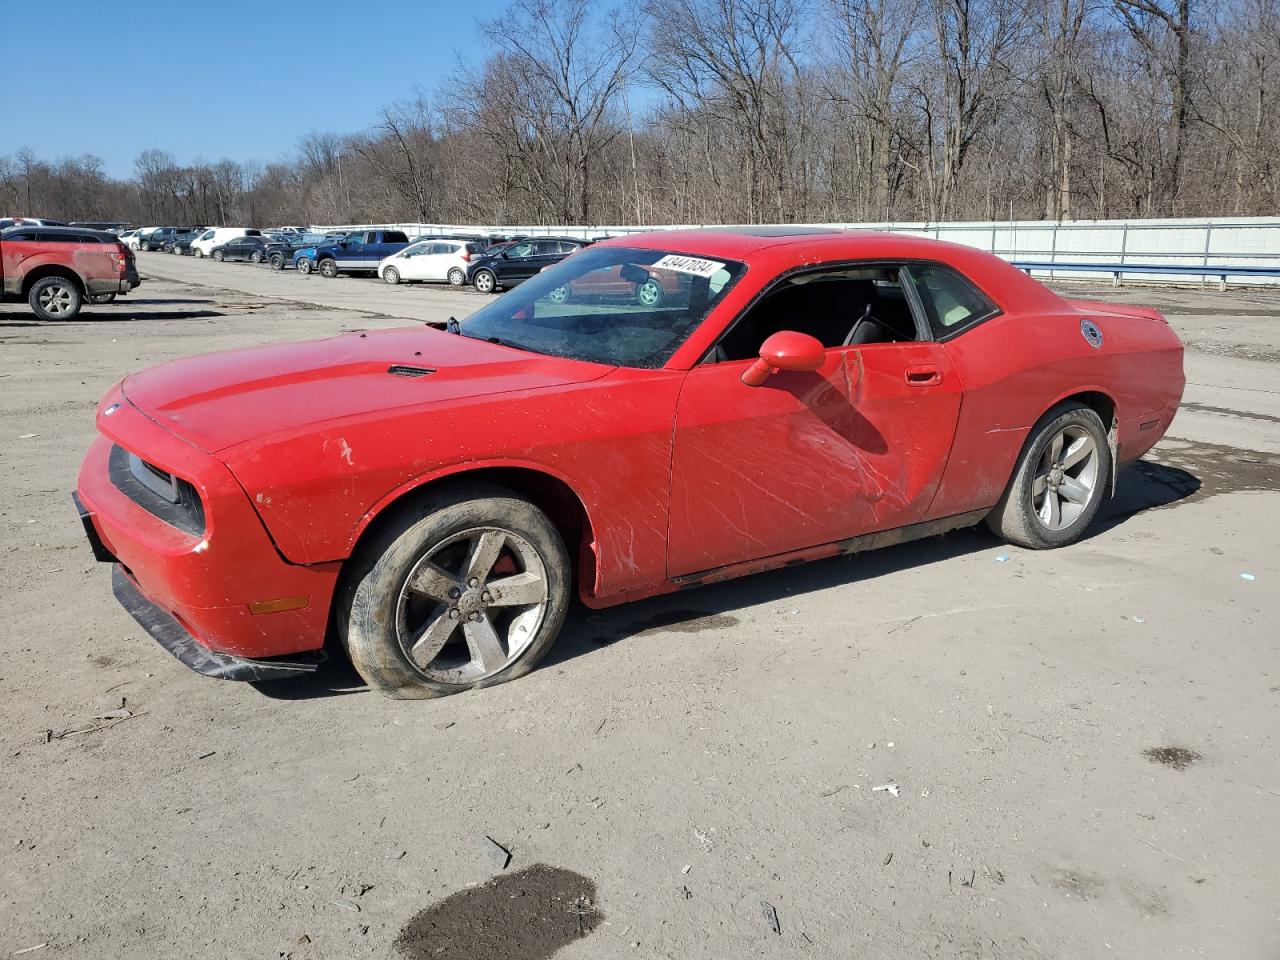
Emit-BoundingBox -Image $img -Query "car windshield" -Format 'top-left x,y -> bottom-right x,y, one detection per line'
459,245 -> 745,368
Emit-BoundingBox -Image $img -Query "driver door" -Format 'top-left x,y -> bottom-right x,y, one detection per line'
666,266 -> 963,578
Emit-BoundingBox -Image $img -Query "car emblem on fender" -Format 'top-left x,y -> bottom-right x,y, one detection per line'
103,403 -> 120,416
1080,319 -> 1103,348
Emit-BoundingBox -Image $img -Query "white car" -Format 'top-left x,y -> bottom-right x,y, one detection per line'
191,227 -> 259,259
120,228 -> 153,251
378,238 -> 484,286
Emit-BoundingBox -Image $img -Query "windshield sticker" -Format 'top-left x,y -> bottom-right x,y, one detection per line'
651,254 -> 726,278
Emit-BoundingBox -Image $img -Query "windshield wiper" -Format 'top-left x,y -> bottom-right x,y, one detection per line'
481,335 -> 527,351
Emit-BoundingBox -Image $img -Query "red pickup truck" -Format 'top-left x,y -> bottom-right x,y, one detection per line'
1,225 -> 141,321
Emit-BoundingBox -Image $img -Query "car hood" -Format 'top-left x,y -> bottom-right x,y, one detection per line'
120,326 -> 614,454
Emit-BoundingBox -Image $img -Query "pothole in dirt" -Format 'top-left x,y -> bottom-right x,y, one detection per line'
1143,746 -> 1201,770
395,864 -> 601,960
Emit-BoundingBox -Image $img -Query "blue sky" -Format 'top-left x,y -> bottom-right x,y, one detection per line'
5,1 -> 507,177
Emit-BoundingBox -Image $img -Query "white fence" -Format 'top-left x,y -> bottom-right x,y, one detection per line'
309,216 -> 1280,287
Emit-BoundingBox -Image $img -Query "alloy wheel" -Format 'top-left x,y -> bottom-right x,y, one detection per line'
1032,425 -> 1098,531
39,284 -> 75,316
637,279 -> 662,306
395,527 -> 549,684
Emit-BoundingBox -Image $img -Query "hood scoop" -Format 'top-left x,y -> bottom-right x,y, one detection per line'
386,364 -> 436,378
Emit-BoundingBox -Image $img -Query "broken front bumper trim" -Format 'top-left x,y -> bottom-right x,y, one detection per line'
110,565 -> 323,682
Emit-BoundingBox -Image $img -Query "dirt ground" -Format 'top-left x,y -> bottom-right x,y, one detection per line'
1,254 -> 1277,960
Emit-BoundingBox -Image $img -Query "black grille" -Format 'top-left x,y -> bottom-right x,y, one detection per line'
387,364 -> 435,378
108,445 -> 206,536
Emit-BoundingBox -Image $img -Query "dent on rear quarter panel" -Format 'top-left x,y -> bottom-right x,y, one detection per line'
222,370 -> 687,603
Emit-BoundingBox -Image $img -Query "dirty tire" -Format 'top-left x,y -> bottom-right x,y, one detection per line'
28,276 -> 83,321
341,483 -> 571,700
986,402 -> 1111,550
473,269 -> 496,294
296,257 -> 312,275
319,258 -> 339,278
447,267 -> 465,286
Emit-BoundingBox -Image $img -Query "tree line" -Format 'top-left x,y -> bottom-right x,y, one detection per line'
3,0 -> 1277,229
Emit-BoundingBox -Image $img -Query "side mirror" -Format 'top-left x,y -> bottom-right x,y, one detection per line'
741,331 -> 826,386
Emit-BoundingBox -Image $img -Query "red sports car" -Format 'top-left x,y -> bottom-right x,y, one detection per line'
74,228 -> 1184,698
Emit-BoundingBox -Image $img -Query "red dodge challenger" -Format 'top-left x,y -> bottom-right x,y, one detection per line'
74,228 -> 1185,698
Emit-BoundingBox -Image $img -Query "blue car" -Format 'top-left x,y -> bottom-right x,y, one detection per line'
291,229 -> 412,277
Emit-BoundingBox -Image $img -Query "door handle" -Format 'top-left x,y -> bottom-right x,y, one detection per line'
904,365 -> 942,386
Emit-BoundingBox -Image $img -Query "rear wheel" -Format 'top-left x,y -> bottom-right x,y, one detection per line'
269,253 -> 284,270
986,403 -> 1111,549
473,269 -> 496,294
383,266 -> 401,285
341,484 -> 571,699
212,249 -> 225,262
447,267 -> 465,286
250,250 -> 263,264
636,278 -> 663,307
28,276 -> 83,321
318,258 -> 339,278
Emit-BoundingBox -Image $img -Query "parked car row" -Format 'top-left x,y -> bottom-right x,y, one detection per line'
131,224 -> 603,295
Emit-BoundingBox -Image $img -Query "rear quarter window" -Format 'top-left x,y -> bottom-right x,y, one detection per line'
909,264 -> 999,337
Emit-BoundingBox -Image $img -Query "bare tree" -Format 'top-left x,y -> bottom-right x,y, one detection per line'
1113,0 -> 1194,214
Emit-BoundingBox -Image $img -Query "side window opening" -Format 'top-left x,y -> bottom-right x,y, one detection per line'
908,263 -> 998,336
712,265 -> 923,362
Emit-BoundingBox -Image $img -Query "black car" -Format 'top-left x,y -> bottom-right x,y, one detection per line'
140,227 -> 182,252
466,237 -> 591,294
163,229 -> 200,254
210,235 -> 271,263
263,233 -> 334,270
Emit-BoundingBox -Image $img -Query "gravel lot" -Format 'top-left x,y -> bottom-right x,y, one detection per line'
1,253 -> 1277,960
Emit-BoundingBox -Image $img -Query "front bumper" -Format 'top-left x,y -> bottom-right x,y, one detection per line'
74,385 -> 341,677
111,565 -> 323,681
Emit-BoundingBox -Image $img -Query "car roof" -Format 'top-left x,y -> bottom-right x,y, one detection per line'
595,228 -> 1066,313
0,225 -> 118,240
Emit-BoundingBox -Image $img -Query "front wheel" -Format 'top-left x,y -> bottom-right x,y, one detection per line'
318,258 -> 339,278
447,267 -> 465,286
194,248 -> 204,258
383,266 -> 400,285
986,403 -> 1111,549
341,484 -> 571,699
28,276 -> 83,321
473,269 -> 496,294
296,257 -> 313,275
269,254 -> 284,270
